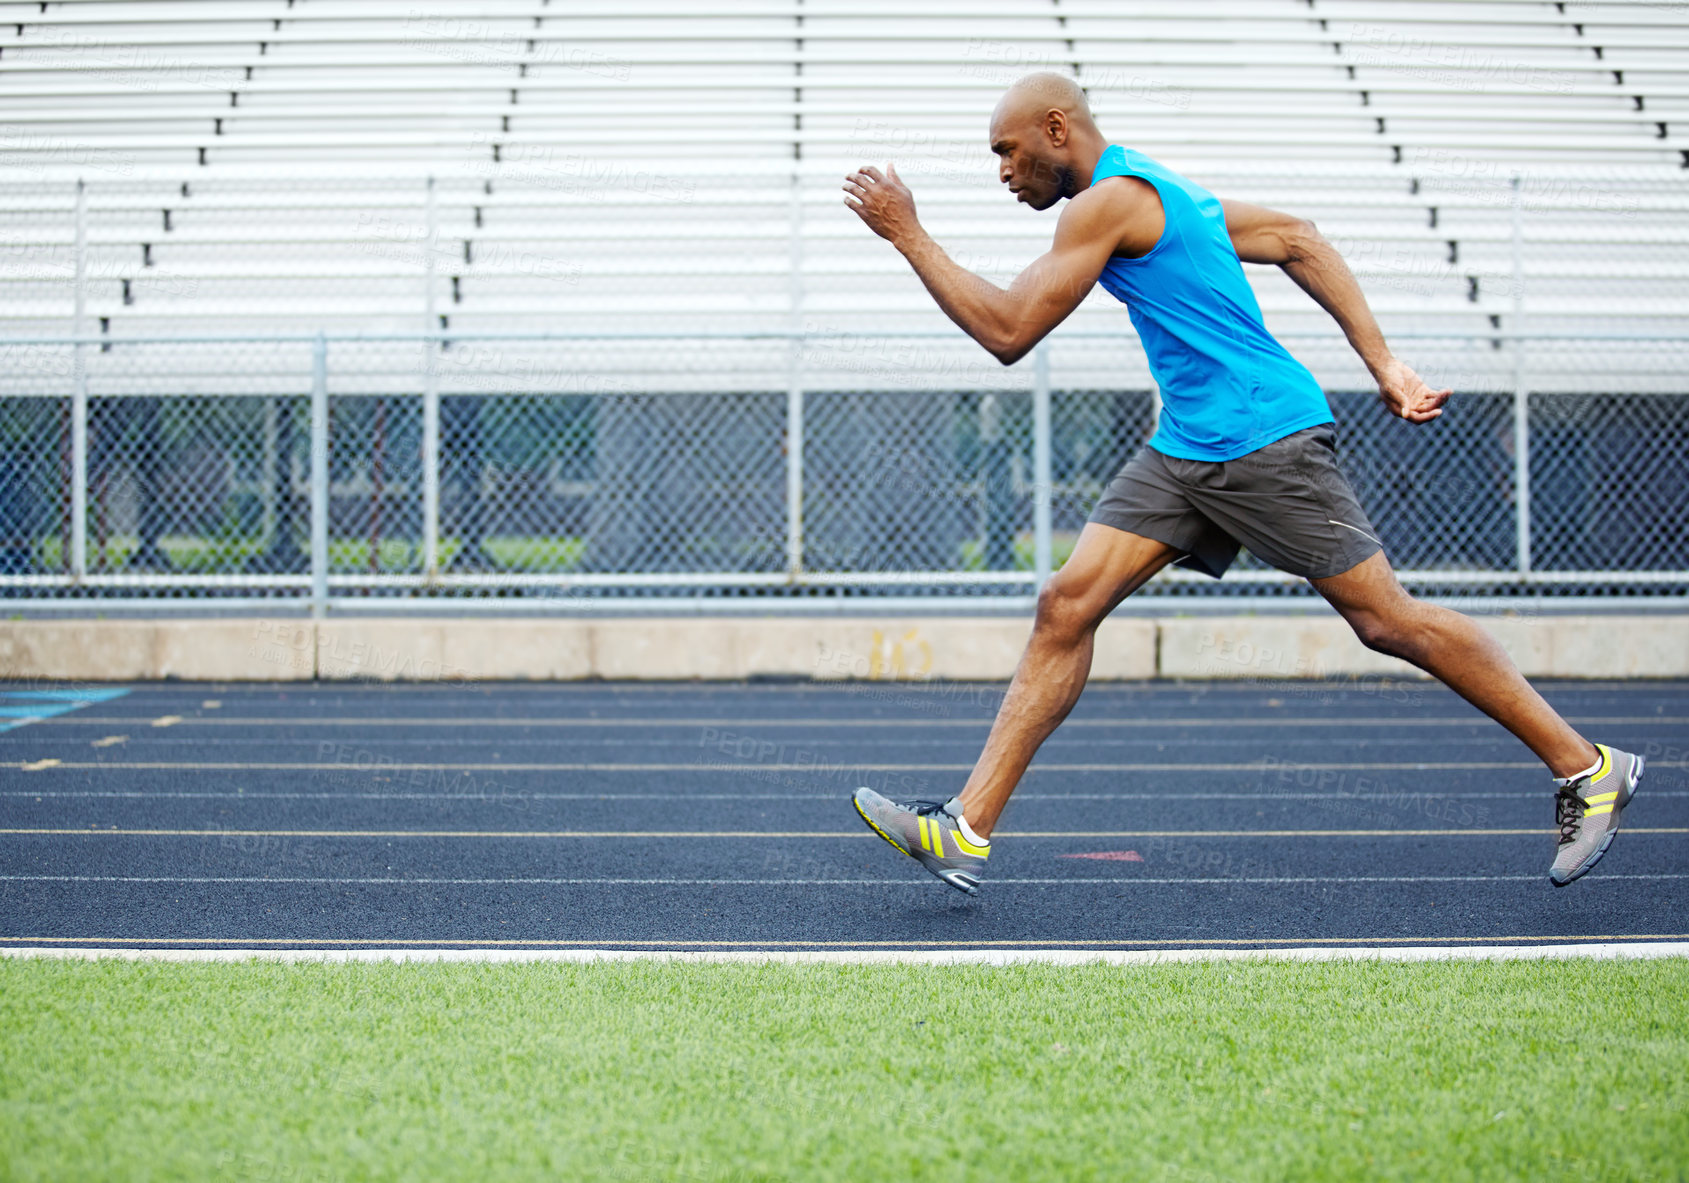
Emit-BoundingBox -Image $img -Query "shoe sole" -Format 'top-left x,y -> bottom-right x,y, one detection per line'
1551,754 -> 1644,888
853,795 -> 910,855
852,795 -> 980,897
921,863 -> 980,896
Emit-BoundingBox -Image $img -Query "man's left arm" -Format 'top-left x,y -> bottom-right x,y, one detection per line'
1221,198 -> 1451,424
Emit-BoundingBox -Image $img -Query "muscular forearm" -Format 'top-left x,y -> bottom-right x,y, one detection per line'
847,164 -> 1106,366
1281,233 -> 1394,379
896,231 -> 1024,363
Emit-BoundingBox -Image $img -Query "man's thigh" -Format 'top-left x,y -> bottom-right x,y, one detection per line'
1090,444 -> 1241,578
1308,548 -> 1409,621
1043,521 -> 1182,620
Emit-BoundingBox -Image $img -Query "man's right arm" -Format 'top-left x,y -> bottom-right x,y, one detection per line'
846,164 -> 1132,366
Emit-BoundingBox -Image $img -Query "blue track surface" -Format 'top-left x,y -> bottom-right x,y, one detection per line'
1,679 -> 1685,952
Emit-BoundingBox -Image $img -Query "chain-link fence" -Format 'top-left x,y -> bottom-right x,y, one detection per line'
1,330 -> 1684,612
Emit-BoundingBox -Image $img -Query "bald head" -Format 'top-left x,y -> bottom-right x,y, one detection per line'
988,72 -> 1106,211
992,72 -> 1095,131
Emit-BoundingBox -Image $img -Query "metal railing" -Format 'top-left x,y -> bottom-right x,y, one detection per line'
1,329 -> 1686,613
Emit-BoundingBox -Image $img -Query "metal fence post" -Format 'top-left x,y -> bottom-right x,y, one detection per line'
1510,174 -> 1531,574
422,175 -> 441,578
786,381 -> 804,579
70,179 -> 87,580
1032,342 -> 1053,591
785,172 -> 804,580
310,332 -> 329,618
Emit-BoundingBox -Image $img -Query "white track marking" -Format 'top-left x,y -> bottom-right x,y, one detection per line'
10,790 -> 1686,801
2,873 -> 1687,886
30,679 -> 1655,692
4,943 -> 1688,965
31,715 -> 1689,728
0,736 -> 1580,749
0,760 -> 1617,772
5,826 -> 1688,838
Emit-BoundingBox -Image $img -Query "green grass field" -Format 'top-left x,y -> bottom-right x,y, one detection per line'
3,957 -> 1685,1183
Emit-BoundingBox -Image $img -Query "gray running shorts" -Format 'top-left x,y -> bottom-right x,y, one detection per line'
1088,424 -> 1384,580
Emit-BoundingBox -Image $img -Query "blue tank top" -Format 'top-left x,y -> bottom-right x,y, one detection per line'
1091,146 -> 1333,461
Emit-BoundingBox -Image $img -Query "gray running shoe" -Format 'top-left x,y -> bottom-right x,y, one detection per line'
852,788 -> 989,895
1550,744 -> 1644,887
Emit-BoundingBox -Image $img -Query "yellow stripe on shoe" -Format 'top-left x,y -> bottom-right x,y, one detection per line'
1586,791 -> 1620,805
952,829 -> 990,857
1592,745 -> 1612,783
1585,804 -> 1616,817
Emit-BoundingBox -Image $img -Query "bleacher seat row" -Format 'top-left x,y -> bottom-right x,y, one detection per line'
2,0 -> 1685,354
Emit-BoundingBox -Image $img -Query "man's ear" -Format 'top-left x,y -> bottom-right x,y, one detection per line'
1045,108 -> 1069,148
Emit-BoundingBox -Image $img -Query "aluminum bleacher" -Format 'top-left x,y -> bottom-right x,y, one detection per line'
1,0 -> 1686,359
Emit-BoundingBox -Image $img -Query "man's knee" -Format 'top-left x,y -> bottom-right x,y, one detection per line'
1347,597 -> 1425,658
1349,612 -> 1400,656
1034,578 -> 1106,644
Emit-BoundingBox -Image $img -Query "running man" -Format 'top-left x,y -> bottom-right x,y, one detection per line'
843,73 -> 1642,895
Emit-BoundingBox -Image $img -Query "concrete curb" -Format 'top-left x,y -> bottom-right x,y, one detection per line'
0,615 -> 1680,682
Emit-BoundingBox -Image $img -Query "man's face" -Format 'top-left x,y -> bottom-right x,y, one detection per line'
990,112 -> 1067,210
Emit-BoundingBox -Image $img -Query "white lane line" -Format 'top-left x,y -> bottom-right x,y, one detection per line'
5,826 -> 1689,839
18,826 -> 1689,838
3,873 -> 1687,886
11,790 -> 1687,802
2,737 -> 1570,750
31,715 -> 1689,728
7,930 -> 1686,949
22,760 -> 1676,773
32,677 -> 1653,691
5,943 -> 1688,966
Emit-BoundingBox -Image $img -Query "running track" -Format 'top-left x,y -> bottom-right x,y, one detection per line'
1,679 -> 1685,954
